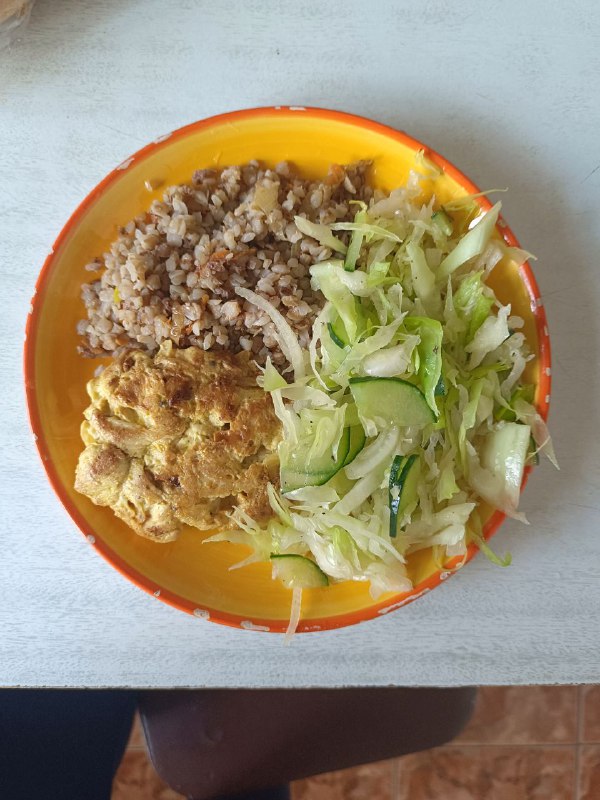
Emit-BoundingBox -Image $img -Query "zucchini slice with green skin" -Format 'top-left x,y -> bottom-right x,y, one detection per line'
327,320 -> 348,349
270,554 -> 329,588
327,301 -> 365,349
342,425 -> 367,468
280,427 -> 351,493
388,454 -> 420,538
349,377 -> 435,428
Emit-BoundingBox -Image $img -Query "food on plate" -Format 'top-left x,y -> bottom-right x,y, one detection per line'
75,342 -> 281,541
73,157 -> 555,635
77,161 -> 371,367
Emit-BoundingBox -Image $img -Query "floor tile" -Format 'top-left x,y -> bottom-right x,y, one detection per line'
581,685 -> 600,743
396,745 -> 576,800
455,686 -> 578,744
579,745 -> 600,800
127,712 -> 146,750
291,760 -> 393,800
111,750 -> 185,800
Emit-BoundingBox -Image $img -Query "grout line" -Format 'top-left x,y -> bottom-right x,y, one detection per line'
575,687 -> 584,800
575,744 -> 582,800
578,686 -> 585,744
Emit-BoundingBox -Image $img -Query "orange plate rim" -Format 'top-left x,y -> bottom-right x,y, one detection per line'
23,106 -> 552,633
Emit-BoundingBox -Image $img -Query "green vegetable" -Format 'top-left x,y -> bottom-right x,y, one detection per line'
466,305 -> 511,368
468,511 -> 512,567
235,286 -> 306,381
344,209 -> 368,271
444,189 -> 508,212
280,423 -> 350,493
310,262 -> 362,343
495,384 -> 535,422
469,529 -> 512,567
454,271 -> 494,341
438,202 -> 501,280
271,554 -> 329,588
343,425 -> 367,467
404,317 -> 443,415
512,397 -> 559,469
469,295 -> 495,340
526,435 -> 540,466
437,463 -> 460,502
455,377 -> 484,466
344,428 -> 399,481
330,317 -> 405,385
468,422 -> 531,521
294,215 -> 347,254
406,241 -> 436,305
327,319 -> 348,349
389,454 -> 420,538
349,376 -> 435,429
331,220 -> 401,243
431,209 -> 453,236
261,357 -> 287,391
361,336 -> 420,378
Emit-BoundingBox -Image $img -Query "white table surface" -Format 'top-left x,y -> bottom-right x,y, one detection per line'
1,0 -> 599,688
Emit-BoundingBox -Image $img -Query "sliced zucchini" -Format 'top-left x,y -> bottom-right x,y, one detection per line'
326,299 -> 365,349
342,425 -> 366,467
270,554 -> 329,588
327,319 -> 348,349
480,421 -> 531,495
280,427 -> 351,493
349,377 -> 435,428
388,454 -> 421,538
321,327 -> 347,377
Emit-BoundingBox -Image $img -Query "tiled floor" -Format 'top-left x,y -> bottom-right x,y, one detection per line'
111,686 -> 600,799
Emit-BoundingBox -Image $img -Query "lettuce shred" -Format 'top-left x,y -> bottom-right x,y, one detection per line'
210,166 -> 555,604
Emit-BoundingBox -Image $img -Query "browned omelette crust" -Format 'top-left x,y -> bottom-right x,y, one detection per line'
74,343 -> 281,542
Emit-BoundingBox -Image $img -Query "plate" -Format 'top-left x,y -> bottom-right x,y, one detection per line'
24,107 -> 551,632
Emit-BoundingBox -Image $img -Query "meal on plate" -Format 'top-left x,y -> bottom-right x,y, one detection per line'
74,157 -> 555,634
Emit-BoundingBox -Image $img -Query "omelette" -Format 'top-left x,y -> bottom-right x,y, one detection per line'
75,342 -> 281,542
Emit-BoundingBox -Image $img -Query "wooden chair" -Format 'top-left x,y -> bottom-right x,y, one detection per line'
139,687 -> 476,799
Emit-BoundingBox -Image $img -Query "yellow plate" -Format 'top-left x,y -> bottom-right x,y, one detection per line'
24,107 -> 551,632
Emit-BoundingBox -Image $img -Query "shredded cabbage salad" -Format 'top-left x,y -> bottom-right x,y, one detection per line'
206,163 -> 556,637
